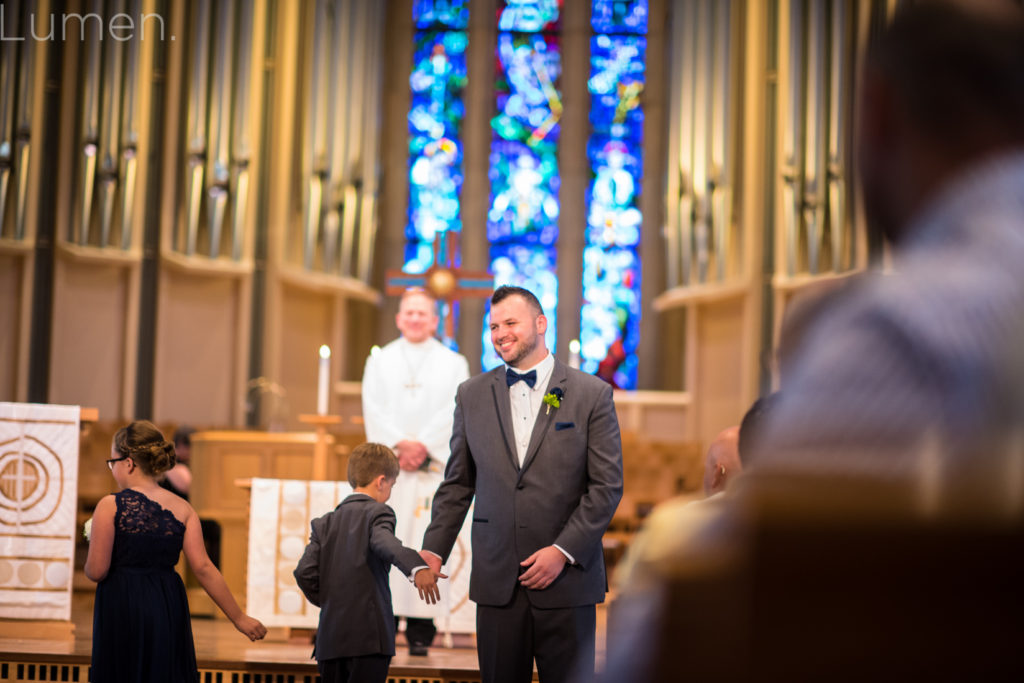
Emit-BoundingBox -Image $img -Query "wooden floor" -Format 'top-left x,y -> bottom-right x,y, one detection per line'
0,591 -> 609,683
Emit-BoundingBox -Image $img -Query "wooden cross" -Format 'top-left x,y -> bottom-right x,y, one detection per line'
385,231 -> 493,341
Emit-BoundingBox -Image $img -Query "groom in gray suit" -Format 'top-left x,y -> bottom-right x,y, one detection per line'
421,285 -> 623,683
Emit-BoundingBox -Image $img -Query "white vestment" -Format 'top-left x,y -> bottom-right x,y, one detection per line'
361,337 -> 471,623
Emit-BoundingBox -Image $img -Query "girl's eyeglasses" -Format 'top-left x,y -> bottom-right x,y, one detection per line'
106,456 -> 129,471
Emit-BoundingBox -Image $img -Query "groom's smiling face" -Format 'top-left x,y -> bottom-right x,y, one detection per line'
489,295 -> 547,368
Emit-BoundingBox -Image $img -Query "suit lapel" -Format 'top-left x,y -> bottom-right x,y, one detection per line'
520,360 -> 569,474
489,367 -> 519,471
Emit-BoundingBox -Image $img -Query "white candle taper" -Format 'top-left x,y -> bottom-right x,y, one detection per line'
317,345 -> 331,415
568,339 -> 581,370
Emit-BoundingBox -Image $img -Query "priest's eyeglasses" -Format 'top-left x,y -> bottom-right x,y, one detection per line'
106,455 -> 129,470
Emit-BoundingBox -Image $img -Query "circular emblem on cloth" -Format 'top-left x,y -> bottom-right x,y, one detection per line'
0,437 -> 64,525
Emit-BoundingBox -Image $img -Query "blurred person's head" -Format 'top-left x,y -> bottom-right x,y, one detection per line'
738,393 -> 778,464
396,288 -> 439,344
857,0 -> 1024,248
173,425 -> 195,465
703,426 -> 740,497
704,394 -> 781,497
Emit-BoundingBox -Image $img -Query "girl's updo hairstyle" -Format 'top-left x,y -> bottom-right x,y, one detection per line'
113,420 -> 176,477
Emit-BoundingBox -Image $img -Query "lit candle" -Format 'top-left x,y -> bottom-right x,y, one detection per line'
317,345 -> 331,415
568,339 -> 581,370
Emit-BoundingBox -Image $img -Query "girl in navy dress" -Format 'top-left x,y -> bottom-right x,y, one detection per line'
85,420 -> 267,682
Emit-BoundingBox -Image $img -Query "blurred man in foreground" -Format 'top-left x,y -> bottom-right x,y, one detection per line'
756,0 -> 1024,477
594,3 -> 1024,681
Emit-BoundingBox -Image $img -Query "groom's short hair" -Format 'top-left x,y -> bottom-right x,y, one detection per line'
491,285 -> 544,317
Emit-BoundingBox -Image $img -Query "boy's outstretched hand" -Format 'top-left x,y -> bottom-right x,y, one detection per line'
414,567 -> 448,604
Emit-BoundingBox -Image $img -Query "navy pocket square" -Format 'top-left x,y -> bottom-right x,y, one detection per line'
555,422 -> 574,431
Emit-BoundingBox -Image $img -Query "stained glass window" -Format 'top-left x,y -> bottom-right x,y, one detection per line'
591,0 -> 649,34
581,0 -> 647,388
482,1 -> 563,370
408,0 -> 649,381
412,0 -> 469,27
406,3 -> 469,274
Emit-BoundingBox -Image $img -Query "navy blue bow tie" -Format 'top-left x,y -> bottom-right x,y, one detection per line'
506,367 -> 537,388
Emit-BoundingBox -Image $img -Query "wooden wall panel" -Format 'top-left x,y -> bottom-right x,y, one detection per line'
277,285 -> 336,426
345,299 -> 377,382
0,255 -> 25,401
695,299 -> 745,447
49,258 -> 135,419
153,271 -> 248,426
190,431 -> 339,605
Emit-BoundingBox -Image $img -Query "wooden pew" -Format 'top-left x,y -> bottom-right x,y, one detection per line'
613,433 -> 704,528
603,435 -> 704,572
603,471 -> 1024,682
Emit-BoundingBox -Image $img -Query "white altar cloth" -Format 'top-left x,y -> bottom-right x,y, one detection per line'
0,403 -> 80,621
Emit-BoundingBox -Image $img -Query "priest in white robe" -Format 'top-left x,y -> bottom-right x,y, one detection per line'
361,288 -> 471,655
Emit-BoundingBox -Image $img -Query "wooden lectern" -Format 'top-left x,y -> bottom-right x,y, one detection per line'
297,414 -> 344,481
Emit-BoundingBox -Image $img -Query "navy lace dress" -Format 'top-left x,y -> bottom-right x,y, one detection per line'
91,489 -> 199,682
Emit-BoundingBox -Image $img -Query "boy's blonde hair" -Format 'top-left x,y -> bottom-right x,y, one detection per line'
347,442 -> 400,488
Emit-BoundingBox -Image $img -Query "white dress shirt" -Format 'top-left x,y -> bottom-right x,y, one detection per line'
506,353 -> 575,564
508,353 -> 555,468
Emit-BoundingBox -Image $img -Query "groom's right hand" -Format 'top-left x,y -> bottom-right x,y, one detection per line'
419,549 -> 442,575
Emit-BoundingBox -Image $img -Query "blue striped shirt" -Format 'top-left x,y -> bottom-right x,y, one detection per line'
757,152 -> 1024,479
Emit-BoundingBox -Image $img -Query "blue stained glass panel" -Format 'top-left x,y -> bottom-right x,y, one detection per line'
481,243 -> 559,370
586,137 -> 642,248
483,12 -> 562,370
588,34 -> 646,141
406,28 -> 468,273
591,0 -> 648,34
487,138 -> 561,245
491,32 -> 562,159
489,31 -> 562,237
497,0 -> 562,33
582,26 -> 646,388
580,245 -> 641,388
414,0 -> 469,29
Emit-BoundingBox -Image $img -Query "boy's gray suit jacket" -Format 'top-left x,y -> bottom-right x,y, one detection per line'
294,494 -> 423,660
423,358 -> 624,609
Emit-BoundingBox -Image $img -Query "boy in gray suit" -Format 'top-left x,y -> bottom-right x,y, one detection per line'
294,443 -> 445,683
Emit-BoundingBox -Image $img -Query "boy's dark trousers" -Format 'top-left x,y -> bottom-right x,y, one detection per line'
400,616 -> 437,654
318,654 -> 391,683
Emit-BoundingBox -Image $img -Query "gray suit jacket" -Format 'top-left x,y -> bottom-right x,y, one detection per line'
423,359 -> 623,608
293,493 -> 424,660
